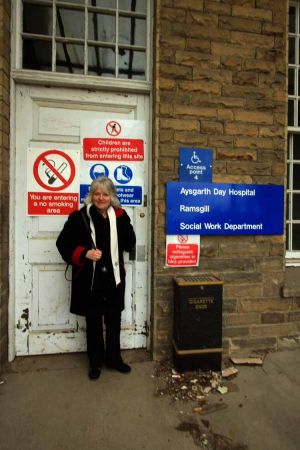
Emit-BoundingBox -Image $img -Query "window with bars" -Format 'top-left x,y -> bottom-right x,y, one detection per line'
21,0 -> 148,80
288,2 -> 300,256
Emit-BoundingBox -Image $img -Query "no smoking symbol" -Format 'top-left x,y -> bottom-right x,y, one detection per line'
33,150 -> 76,192
106,121 -> 121,136
177,235 -> 188,243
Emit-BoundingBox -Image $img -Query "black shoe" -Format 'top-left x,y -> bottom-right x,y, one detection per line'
106,360 -> 131,374
88,367 -> 101,380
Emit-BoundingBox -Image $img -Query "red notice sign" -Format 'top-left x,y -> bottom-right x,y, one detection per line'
28,192 -> 78,216
166,244 -> 199,267
83,138 -> 144,161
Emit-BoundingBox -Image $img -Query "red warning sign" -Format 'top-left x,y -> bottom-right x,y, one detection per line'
83,138 -> 144,161
27,148 -> 79,216
33,150 -> 76,192
28,192 -> 78,215
166,244 -> 199,266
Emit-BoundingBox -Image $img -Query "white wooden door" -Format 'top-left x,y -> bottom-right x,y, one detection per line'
13,84 -> 149,356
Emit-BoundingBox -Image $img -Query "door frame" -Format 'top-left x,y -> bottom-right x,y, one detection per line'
9,81 -> 153,361
9,0 -> 153,361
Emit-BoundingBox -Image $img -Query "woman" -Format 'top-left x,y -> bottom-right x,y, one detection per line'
56,177 -> 136,380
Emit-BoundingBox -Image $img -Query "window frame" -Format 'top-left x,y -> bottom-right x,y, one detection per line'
287,1 -> 300,263
11,0 -> 152,93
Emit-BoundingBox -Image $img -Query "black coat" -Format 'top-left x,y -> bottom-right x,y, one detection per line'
56,205 -> 136,316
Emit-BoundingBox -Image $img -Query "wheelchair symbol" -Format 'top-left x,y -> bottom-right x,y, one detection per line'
191,151 -> 201,164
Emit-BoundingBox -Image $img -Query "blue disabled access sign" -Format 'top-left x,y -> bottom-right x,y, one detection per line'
179,148 -> 213,182
166,182 -> 284,235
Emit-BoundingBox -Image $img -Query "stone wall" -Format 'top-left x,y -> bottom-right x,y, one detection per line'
152,0 -> 299,360
0,0 -> 10,369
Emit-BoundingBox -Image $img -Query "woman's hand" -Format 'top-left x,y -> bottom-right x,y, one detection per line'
86,249 -> 102,262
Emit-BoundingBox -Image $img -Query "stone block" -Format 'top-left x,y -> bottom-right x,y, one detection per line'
156,317 -> 172,332
174,131 -> 208,145
158,157 -> 174,171
251,322 -> 298,337
271,162 -> 285,176
232,5 -> 272,22
186,38 -> 211,53
160,62 -> 192,79
201,121 -> 223,134
159,103 -> 173,116
223,326 -> 250,337
244,58 -> 275,73
223,299 -> 237,313
221,56 -> 243,70
178,80 -> 221,95
193,68 -> 232,84
259,73 -> 286,89
160,35 -> 186,50
293,299 -> 300,308
239,299 -> 291,313
208,135 -> 234,148
160,118 -> 199,131
161,7 -> 187,23
287,312 -> 300,322
217,109 -> 234,121
232,72 -> 259,86
224,283 -> 262,299
187,11 -> 218,27
161,91 -> 190,105
261,312 -> 285,324
205,2 -> 232,15
160,78 -> 176,91
159,48 -> 176,63
217,149 -> 257,161
226,122 -> 259,138
230,336 -> 277,351
219,16 -> 261,33
224,312 -> 260,326
159,129 -> 174,143
226,161 -> 271,175
173,0 -> 204,10
175,51 -> 219,69
259,126 -> 285,138
235,136 -> 273,150
212,42 -> 254,58
231,31 -> 274,49
222,272 -> 263,284
174,104 -> 216,118
235,110 -> 273,125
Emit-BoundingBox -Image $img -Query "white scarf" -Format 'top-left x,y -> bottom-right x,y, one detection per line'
86,204 -> 121,286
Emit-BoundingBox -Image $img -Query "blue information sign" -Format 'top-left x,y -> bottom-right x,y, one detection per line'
179,148 -> 213,182
80,184 -> 90,203
166,182 -> 284,235
116,186 -> 142,205
80,184 -> 142,206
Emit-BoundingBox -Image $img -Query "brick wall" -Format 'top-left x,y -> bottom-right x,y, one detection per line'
152,0 -> 299,360
0,0 -> 10,369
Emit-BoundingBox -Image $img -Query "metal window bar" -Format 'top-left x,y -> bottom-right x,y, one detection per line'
116,0 -> 119,78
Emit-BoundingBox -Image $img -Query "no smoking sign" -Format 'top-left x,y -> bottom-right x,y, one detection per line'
33,150 -> 76,191
27,148 -> 80,216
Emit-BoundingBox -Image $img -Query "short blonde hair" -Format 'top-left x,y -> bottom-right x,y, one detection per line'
84,177 -> 120,207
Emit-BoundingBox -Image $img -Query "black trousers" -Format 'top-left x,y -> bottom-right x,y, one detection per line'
85,294 -> 122,369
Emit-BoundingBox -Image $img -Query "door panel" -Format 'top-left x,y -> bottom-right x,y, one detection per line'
14,84 -> 148,355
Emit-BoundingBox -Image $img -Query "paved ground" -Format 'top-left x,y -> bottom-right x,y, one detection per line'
0,348 -> 299,450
